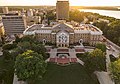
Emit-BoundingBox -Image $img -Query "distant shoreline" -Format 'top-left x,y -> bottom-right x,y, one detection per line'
72,6 -> 120,11
0,6 -> 120,11
79,9 -> 120,19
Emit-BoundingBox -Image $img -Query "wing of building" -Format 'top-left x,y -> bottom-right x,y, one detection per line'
23,22 -> 103,47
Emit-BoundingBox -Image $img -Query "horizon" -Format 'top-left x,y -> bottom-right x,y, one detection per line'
0,0 -> 120,6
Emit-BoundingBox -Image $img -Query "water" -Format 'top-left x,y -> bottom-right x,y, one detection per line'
79,9 -> 120,19
117,7 -> 120,9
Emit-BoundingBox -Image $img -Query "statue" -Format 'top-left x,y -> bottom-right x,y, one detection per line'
79,39 -> 83,47
43,39 -> 46,45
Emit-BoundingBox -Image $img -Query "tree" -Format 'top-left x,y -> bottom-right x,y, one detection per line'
85,49 -> 106,73
21,35 -> 37,43
76,52 -> 89,62
2,50 -> 12,61
46,10 -> 56,21
17,42 -> 46,57
15,50 -> 47,84
109,58 -> 120,84
95,43 -> 106,52
93,21 -> 108,31
2,43 -> 17,50
0,69 -> 7,84
14,35 -> 21,43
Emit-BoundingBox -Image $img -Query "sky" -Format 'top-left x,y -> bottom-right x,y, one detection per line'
0,0 -> 120,6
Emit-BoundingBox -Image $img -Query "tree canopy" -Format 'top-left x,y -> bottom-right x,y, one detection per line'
15,50 -> 47,83
93,20 -> 120,46
2,43 -> 17,50
17,42 -> 46,57
95,43 -> 106,52
109,58 -> 120,84
85,49 -> 106,73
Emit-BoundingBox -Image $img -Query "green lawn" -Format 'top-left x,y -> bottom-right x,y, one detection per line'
0,56 -> 14,84
35,63 -> 99,84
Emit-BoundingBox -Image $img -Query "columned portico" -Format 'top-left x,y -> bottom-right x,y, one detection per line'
56,31 -> 69,47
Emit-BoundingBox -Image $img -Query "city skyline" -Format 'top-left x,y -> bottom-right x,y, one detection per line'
0,0 -> 120,6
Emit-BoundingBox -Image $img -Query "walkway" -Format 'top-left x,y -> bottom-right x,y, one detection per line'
69,49 -> 76,58
50,48 -> 57,58
47,48 -> 84,65
13,74 -> 26,84
95,71 -> 114,84
0,47 -> 3,56
103,36 -> 120,58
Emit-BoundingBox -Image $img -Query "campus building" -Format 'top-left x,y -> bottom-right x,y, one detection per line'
2,7 -> 9,14
23,0 -> 103,47
0,23 -> 4,36
24,22 -> 103,47
2,14 -> 27,35
27,9 -> 33,17
56,0 -> 69,20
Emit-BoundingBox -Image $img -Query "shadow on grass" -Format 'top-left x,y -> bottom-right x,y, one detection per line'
35,63 -> 99,84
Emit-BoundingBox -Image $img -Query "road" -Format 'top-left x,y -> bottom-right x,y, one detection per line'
103,36 -> 120,58
0,47 -> 3,56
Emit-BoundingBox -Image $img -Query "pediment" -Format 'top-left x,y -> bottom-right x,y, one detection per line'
52,23 -> 74,33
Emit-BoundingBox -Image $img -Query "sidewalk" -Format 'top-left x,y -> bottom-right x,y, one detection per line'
13,74 -> 26,84
95,71 -> 114,84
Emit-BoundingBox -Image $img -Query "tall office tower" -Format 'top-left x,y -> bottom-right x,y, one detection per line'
0,23 -> 4,36
56,0 -> 69,20
27,9 -> 33,17
2,7 -> 9,14
2,15 -> 27,35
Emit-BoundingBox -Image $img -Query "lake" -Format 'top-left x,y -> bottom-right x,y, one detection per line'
79,9 -> 120,19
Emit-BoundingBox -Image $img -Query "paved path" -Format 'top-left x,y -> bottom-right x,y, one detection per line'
0,47 -> 3,56
95,71 -> 114,84
13,74 -> 26,84
69,49 -> 76,58
77,58 -> 84,65
106,50 -> 112,72
50,49 -> 57,58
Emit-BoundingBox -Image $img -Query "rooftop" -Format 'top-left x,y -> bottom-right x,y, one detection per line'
24,23 -> 103,35
27,24 -> 43,31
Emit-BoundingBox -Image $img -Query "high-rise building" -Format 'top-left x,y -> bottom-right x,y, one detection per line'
56,0 -> 69,20
0,16 -> 4,36
0,23 -> 4,42
2,15 -> 27,35
2,7 -> 9,14
27,9 -> 33,17
0,23 -> 4,36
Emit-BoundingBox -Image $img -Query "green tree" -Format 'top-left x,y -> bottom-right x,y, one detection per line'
14,35 -> 21,43
85,49 -> 106,73
109,58 -> 120,84
76,52 -> 89,62
95,43 -> 106,52
17,42 -> 46,57
0,68 -> 7,84
21,35 -> 37,43
46,10 -> 56,21
2,43 -> 17,50
15,50 -> 47,84
2,50 -> 12,61
69,10 -> 84,22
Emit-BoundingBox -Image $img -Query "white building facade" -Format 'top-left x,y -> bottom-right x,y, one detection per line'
24,22 -> 103,47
